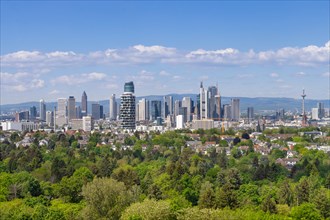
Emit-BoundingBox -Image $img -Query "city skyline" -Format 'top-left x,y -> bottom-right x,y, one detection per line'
1,1 -> 329,104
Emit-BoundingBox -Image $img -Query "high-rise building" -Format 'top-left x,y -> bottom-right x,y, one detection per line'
56,98 -> 67,126
68,96 -> 76,121
46,111 -> 54,127
317,102 -> 325,119
214,94 -> 221,120
200,82 -> 210,119
208,86 -> 218,119
76,106 -> 82,119
137,98 -> 149,121
174,100 -> 182,118
110,94 -> 117,120
196,94 -> 200,119
179,107 -> 188,123
163,96 -> 173,119
231,98 -> 240,121
223,104 -> 231,120
39,99 -> 46,121
92,103 -> 101,120
81,91 -> 87,116
120,82 -> 136,130
247,107 -> 254,123
29,106 -> 37,120
151,100 -> 161,121
100,105 -> 104,119
182,97 -> 192,122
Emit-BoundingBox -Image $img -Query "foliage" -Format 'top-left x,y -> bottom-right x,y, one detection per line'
0,129 -> 329,219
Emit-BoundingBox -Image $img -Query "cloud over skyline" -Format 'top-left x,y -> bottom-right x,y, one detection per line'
1,41 -> 329,68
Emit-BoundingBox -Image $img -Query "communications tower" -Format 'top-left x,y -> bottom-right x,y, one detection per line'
301,89 -> 307,126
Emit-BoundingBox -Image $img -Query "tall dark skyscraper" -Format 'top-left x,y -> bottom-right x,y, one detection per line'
120,82 -> 136,129
100,105 -> 104,119
92,103 -> 101,120
151,100 -> 161,121
81,91 -> 87,116
68,96 -> 76,121
247,107 -> 254,123
163,96 -> 173,119
208,85 -> 218,119
29,106 -> 37,120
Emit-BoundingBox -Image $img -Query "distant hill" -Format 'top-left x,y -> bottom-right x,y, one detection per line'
1,94 -> 328,114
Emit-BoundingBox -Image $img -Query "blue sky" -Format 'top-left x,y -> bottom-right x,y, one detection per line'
1,1 -> 329,104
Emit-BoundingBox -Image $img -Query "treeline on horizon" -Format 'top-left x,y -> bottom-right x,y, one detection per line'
0,126 -> 329,219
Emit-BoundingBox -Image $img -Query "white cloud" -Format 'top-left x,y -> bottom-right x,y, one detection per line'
173,75 -> 182,80
1,71 -> 45,92
31,79 -> 45,88
51,72 -> 108,85
270,73 -> 279,78
1,41 -> 329,68
84,72 -> 107,80
12,85 -> 28,92
295,72 -> 306,77
132,70 -> 155,81
132,45 -> 176,56
49,90 -> 60,95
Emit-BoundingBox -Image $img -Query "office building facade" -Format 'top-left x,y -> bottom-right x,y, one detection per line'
120,82 -> 136,129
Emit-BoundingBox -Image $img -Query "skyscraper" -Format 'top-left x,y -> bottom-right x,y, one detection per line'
120,82 -> 136,129
81,91 -> 87,116
100,105 -> 104,119
68,96 -> 76,121
215,94 -> 221,120
110,94 -> 117,120
76,106 -> 82,119
231,98 -> 240,121
223,104 -> 231,120
46,111 -> 54,127
56,98 -> 67,126
317,102 -> 325,119
174,100 -> 182,118
208,85 -> 218,118
39,99 -> 46,121
182,97 -> 192,122
151,100 -> 161,121
163,96 -> 173,119
200,82 -> 210,119
137,98 -> 149,121
92,103 -> 101,120
179,106 -> 188,123
247,107 -> 254,123
30,106 -> 37,120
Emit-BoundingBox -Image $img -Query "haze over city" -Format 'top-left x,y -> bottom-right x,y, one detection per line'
1,1 -> 329,104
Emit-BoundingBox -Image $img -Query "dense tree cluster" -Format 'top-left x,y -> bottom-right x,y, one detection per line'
0,127 -> 329,219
